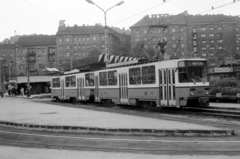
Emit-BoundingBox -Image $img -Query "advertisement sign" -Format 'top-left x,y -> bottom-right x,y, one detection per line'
214,67 -> 233,73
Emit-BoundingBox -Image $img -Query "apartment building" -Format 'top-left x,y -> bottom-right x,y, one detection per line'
130,11 -> 240,66
15,35 -> 56,76
56,20 -> 131,67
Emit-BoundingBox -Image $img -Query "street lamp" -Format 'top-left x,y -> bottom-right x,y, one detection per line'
26,48 -> 31,97
86,0 -> 124,65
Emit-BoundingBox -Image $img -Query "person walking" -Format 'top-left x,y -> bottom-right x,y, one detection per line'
0,88 -> 3,98
20,87 -> 24,96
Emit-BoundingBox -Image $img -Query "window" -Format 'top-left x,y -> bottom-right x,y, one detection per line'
181,44 -> 184,48
172,28 -> 176,32
129,67 -> 141,85
193,41 -> 197,46
209,33 -> 214,37
142,65 -> 155,84
193,28 -> 197,33
172,44 -> 176,48
209,27 -> 214,30
201,47 -> 206,51
210,40 -> 215,43
65,76 -> 76,87
201,34 -> 206,37
172,36 -> 176,40
217,26 -> 223,30
218,40 -> 223,43
99,72 -> 107,86
108,71 -> 117,85
85,73 -> 94,86
193,47 -> 197,52
66,38 -> 69,42
201,27 -> 206,31
143,29 -> 147,34
178,67 -> 188,83
201,40 -> 206,44
209,47 -> 215,50
52,78 -> 60,88
93,37 -> 96,41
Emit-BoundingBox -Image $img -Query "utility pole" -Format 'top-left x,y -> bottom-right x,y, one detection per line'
26,48 -> 30,97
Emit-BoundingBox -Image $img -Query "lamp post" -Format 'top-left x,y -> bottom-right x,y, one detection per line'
26,48 -> 31,97
86,0 -> 124,65
0,58 -> 4,93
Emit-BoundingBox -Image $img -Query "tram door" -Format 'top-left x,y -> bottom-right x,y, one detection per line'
94,76 -> 99,102
119,73 -> 128,104
159,69 -> 176,106
61,79 -> 65,100
77,78 -> 85,100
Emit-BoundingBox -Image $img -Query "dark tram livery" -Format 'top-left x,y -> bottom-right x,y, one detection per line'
51,58 -> 210,108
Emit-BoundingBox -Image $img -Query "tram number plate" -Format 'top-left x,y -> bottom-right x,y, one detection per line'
197,91 -> 203,94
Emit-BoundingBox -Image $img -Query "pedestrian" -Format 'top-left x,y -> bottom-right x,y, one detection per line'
45,86 -> 49,93
0,89 -> 3,98
20,87 -> 24,96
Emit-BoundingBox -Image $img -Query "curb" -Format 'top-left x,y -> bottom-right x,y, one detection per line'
0,121 -> 235,137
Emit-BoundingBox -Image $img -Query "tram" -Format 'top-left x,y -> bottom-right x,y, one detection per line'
51,58 -> 210,108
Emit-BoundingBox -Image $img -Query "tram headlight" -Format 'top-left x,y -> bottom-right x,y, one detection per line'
205,91 -> 209,95
190,92 -> 194,96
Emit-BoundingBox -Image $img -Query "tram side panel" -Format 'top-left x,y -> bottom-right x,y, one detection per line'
97,70 -> 120,104
128,87 -> 159,106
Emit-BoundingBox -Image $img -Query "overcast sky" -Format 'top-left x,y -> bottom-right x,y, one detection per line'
0,0 -> 240,42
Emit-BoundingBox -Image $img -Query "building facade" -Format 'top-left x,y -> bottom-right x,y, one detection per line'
15,35 -> 56,76
0,44 -> 16,82
130,12 -> 240,66
56,20 -> 131,68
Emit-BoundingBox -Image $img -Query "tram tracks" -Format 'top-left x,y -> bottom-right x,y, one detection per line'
1,127 -> 240,155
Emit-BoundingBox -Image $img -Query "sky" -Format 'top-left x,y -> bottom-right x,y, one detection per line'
0,0 -> 240,42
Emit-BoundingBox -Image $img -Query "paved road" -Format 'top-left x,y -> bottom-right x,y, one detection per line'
1,146 -> 240,159
1,97 -> 240,158
0,97 -> 218,130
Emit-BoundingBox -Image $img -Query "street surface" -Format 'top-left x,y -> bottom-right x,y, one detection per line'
0,97 -> 240,158
0,97 -> 217,130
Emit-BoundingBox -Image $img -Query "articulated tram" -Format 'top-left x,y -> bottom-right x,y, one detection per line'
51,58 -> 210,108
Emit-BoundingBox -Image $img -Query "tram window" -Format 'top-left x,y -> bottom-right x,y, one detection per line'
99,72 -> 107,86
142,65 -> 155,84
85,73 -> 94,87
52,78 -> 60,88
71,76 -> 76,87
172,70 -> 175,84
129,67 -> 141,85
65,76 -> 76,87
108,71 -> 117,85
178,67 -> 188,83
159,70 -> 162,84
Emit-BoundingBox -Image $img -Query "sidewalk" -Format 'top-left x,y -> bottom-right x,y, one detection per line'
4,93 -> 51,99
0,98 -> 234,137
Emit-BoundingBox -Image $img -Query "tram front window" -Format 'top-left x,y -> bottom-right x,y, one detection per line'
178,61 -> 208,83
